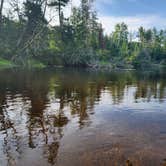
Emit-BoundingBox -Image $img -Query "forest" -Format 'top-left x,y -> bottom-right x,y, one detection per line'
0,0 -> 166,69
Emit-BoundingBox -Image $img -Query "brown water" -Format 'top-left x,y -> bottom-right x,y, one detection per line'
0,68 -> 166,166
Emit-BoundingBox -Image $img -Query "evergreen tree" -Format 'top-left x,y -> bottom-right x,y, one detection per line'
48,0 -> 70,41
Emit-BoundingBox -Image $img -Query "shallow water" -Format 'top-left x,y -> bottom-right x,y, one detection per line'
0,68 -> 166,166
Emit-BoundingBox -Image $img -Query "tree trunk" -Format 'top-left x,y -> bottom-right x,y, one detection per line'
0,0 -> 4,28
43,0 -> 47,17
58,0 -> 64,41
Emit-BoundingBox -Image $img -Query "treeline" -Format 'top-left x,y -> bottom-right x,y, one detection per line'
0,0 -> 166,69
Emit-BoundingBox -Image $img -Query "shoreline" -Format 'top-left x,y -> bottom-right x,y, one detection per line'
0,57 -> 165,71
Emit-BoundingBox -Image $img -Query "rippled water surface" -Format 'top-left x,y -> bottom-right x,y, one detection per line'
0,68 -> 166,166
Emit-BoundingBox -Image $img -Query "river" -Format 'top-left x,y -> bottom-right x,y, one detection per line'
0,68 -> 166,166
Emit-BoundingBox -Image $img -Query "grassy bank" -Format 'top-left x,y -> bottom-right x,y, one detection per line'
25,59 -> 46,69
0,58 -> 15,69
0,58 -> 46,69
0,57 -> 165,71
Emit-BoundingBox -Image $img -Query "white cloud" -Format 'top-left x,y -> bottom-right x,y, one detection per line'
98,15 -> 166,34
71,0 -> 81,7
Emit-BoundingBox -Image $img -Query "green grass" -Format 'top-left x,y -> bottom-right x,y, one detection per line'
26,59 -> 46,69
99,61 -> 111,65
0,58 -> 14,68
0,58 -> 46,69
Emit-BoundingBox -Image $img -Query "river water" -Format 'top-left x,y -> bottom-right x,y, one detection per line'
0,68 -> 166,166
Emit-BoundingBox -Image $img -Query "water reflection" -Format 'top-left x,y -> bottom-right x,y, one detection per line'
0,69 -> 166,166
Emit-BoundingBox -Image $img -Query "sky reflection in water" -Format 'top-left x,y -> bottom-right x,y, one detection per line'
0,69 -> 166,166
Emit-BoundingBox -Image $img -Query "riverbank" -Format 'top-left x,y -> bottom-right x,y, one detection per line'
0,58 -> 46,69
0,58 -> 15,69
0,57 -> 165,71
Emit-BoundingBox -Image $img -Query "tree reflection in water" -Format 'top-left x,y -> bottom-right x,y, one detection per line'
0,69 -> 165,166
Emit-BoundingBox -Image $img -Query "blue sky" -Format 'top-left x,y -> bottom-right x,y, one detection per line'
94,0 -> 166,34
96,0 -> 166,17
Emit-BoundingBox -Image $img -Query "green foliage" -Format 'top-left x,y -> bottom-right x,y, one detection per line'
48,0 -> 70,8
0,0 -> 166,69
96,49 -> 111,61
0,58 -> 14,68
26,59 -> 46,68
112,23 -> 128,45
23,0 -> 47,39
24,1 -> 46,24
132,49 -> 152,69
61,46 -> 95,66
48,39 -> 59,51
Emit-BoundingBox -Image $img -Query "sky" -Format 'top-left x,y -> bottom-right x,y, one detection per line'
95,0 -> 166,34
3,0 -> 166,34
69,0 -> 166,34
